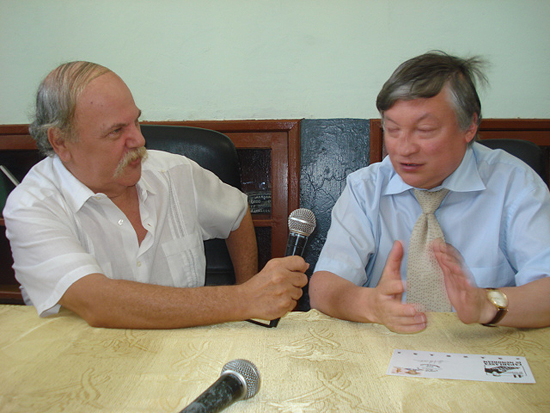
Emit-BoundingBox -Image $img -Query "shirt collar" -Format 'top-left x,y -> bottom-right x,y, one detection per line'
52,155 -> 156,212
52,156 -> 97,212
384,144 -> 486,196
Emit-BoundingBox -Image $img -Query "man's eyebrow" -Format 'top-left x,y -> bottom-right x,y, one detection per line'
384,113 -> 435,127
102,110 -> 142,135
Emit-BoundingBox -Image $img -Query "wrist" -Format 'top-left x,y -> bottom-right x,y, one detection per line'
480,288 -> 509,326
479,296 -> 498,324
232,283 -> 253,321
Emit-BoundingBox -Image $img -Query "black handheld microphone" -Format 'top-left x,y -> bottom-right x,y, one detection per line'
180,359 -> 260,413
269,208 -> 316,328
285,208 -> 317,257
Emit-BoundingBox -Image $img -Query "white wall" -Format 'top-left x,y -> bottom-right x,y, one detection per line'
1,0 -> 549,123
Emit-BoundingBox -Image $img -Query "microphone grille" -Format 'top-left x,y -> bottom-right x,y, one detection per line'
288,208 -> 316,236
221,359 -> 260,399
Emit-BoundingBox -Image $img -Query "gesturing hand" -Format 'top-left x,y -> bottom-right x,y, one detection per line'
371,241 -> 427,333
432,239 -> 488,324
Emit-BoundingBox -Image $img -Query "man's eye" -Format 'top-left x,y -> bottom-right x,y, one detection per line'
108,128 -> 122,137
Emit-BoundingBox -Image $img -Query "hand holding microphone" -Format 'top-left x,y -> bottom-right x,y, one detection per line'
246,209 -> 316,327
268,208 -> 316,327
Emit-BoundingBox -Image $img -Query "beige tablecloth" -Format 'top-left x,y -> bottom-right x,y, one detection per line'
1,305 -> 549,412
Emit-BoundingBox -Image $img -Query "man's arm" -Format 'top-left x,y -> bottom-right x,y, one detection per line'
310,241 -> 427,333
433,239 -> 550,328
225,208 -> 258,284
59,256 -> 308,329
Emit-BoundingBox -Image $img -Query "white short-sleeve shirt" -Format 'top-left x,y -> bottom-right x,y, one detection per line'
3,150 -> 248,316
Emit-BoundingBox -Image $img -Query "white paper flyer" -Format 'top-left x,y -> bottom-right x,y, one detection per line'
387,349 -> 535,383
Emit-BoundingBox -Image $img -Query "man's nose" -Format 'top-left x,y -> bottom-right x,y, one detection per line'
398,133 -> 420,156
127,123 -> 146,148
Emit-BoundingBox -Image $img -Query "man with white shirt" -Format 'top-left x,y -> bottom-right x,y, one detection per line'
4,61 -> 308,328
310,51 -> 550,333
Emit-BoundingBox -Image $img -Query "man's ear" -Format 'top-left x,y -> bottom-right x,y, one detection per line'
47,128 -> 71,162
464,114 -> 479,144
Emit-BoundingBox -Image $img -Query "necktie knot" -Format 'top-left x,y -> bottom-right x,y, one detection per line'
414,189 -> 449,215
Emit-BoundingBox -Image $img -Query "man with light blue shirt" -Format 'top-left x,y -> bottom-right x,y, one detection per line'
310,51 -> 550,333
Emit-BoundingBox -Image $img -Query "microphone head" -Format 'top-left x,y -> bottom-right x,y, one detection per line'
221,359 -> 260,400
288,208 -> 316,237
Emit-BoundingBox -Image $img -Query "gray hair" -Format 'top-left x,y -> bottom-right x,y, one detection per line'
29,61 -> 111,156
376,51 -> 488,132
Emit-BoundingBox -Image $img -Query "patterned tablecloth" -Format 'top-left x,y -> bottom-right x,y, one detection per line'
1,305 -> 549,412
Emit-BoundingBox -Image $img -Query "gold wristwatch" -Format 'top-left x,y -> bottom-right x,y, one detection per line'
481,288 -> 508,327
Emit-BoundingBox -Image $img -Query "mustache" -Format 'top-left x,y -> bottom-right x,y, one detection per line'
113,146 -> 148,178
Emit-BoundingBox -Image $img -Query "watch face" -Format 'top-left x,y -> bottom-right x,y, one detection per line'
488,290 -> 508,307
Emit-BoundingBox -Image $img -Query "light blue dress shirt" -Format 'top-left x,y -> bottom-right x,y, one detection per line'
315,142 -> 550,291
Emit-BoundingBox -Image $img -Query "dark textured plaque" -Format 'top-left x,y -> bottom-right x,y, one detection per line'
298,119 -> 370,310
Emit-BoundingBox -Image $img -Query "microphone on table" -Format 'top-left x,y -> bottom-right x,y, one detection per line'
269,208 -> 316,328
180,359 -> 260,413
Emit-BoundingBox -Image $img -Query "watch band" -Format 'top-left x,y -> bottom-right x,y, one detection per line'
481,288 -> 508,327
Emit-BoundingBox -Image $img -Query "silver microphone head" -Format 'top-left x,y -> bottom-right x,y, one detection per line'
221,359 -> 260,399
288,208 -> 316,237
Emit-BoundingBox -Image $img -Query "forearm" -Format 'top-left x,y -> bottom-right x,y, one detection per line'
309,271 -> 377,323
494,278 -> 550,328
226,208 -> 258,284
60,274 -> 252,329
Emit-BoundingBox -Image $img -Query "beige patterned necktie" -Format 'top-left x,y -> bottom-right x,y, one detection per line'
406,188 -> 451,312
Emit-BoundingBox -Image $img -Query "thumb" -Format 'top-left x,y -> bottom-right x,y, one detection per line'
379,241 -> 405,296
383,240 -> 404,280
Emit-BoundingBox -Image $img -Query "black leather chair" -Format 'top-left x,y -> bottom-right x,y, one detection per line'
478,138 -> 547,185
140,124 -> 241,286
1,150 -> 46,304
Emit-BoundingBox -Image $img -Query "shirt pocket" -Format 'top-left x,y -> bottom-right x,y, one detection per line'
161,233 -> 205,287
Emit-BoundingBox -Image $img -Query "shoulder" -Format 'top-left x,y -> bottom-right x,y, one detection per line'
472,142 -> 545,189
4,157 -> 56,206
3,156 -> 75,225
346,157 -> 396,192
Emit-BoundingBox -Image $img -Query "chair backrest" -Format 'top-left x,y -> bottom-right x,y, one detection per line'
1,150 -> 45,212
140,124 -> 241,286
478,138 -> 548,184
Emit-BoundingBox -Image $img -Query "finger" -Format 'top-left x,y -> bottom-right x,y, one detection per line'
291,286 -> 304,301
433,241 -> 461,278
290,272 -> 309,288
379,279 -> 406,297
389,321 -> 428,334
385,307 -> 427,333
378,241 -> 405,298
275,256 -> 310,273
381,241 -> 404,282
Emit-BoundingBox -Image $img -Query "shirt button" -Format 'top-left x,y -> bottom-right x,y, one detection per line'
137,261 -> 142,267
118,219 -> 124,225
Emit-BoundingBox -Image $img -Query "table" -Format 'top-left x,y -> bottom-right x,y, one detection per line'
1,305 -> 549,412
